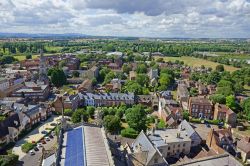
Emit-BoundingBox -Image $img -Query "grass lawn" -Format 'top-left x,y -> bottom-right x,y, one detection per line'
14,55 -> 39,61
155,56 -> 239,72
172,90 -> 177,100
59,85 -> 77,95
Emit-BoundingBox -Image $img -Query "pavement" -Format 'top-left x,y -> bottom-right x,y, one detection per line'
12,115 -> 61,159
16,135 -> 57,166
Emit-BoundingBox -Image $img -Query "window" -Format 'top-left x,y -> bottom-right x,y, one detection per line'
154,158 -> 158,164
168,147 -> 170,150
183,143 -> 185,147
178,144 -> 180,147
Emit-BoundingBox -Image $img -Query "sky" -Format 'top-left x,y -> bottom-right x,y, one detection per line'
0,0 -> 250,38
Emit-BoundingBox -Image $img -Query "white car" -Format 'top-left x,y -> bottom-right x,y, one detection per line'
29,150 -> 35,155
45,137 -> 50,141
37,143 -> 43,148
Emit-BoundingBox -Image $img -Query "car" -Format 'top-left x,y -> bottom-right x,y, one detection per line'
45,137 -> 50,141
49,135 -> 54,139
50,123 -> 57,126
41,140 -> 46,144
34,147 -> 39,151
32,140 -> 36,144
51,131 -> 56,136
37,143 -> 43,148
29,150 -> 35,155
41,130 -> 48,134
206,123 -> 211,128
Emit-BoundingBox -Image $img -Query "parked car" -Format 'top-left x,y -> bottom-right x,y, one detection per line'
37,143 -> 43,148
45,137 -> 50,141
32,140 -> 36,144
51,131 -> 56,136
49,135 -> 54,139
41,130 -> 48,134
50,123 -> 57,126
34,147 -> 39,151
29,150 -> 35,155
41,140 -> 46,144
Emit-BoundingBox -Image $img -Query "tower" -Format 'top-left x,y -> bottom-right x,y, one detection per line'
38,49 -> 49,84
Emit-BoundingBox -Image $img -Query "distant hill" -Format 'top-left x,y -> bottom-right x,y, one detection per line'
0,33 -> 90,39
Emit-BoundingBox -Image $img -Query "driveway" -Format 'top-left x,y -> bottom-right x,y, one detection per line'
12,115 -> 61,159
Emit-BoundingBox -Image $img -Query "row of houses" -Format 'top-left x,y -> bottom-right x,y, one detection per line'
0,101 -> 52,146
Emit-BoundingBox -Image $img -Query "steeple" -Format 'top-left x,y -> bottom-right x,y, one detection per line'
38,49 -> 48,83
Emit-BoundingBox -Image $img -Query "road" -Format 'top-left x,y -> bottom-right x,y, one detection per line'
12,115 -> 61,159
16,136 -> 57,166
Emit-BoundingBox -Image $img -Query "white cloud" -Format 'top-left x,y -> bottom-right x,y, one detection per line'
0,0 -> 249,37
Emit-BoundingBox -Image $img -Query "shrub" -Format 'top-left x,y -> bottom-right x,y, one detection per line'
207,119 -> 220,125
157,119 -> 166,129
21,142 -> 35,153
190,118 -> 202,123
121,128 -> 139,139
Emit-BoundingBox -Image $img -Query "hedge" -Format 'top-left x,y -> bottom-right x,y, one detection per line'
21,142 -> 35,153
206,119 -> 221,125
121,128 -> 139,139
190,118 -> 202,123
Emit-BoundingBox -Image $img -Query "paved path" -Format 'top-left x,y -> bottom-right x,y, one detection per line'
13,116 -> 61,159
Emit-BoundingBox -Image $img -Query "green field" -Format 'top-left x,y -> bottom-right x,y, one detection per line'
14,55 -> 39,61
211,52 -> 250,60
156,56 -> 239,72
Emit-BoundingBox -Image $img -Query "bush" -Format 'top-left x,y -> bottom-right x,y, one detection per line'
190,118 -> 202,123
21,142 -> 35,153
157,119 -> 166,129
64,109 -> 73,117
121,128 -> 139,139
207,119 -> 220,125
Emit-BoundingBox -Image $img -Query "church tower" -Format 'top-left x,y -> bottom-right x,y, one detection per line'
38,49 -> 49,84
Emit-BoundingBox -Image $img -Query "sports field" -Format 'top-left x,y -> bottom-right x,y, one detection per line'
155,56 -> 239,72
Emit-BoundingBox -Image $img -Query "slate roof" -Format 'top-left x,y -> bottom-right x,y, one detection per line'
82,92 -> 134,101
0,113 -> 20,137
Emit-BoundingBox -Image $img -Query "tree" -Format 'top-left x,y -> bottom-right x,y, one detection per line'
122,64 -> 132,74
104,71 -> 115,84
64,109 -> 73,117
123,81 -> 142,95
72,71 -> 80,77
136,63 -> 147,74
234,82 -> 244,94
0,153 -> 19,166
158,73 -> 174,91
103,115 -> 121,133
135,74 -> 149,87
50,68 -> 67,87
183,111 -> 190,121
189,88 -> 198,97
71,109 -> 88,123
216,64 -> 224,72
210,94 -> 226,104
242,98 -> 250,120
25,54 -> 32,59
217,80 -> 234,96
59,60 -> 66,68
126,105 -> 147,132
157,119 -> 166,129
226,95 -> 237,111
87,106 -> 95,117
0,55 -> 16,64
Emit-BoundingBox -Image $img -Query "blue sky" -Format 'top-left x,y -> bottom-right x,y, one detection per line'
0,0 -> 250,38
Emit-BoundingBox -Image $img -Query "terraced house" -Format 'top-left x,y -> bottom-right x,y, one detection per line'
82,92 -> 135,107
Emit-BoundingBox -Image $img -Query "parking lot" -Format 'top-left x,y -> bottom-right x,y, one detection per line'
17,135 -> 57,166
12,115 -> 61,159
